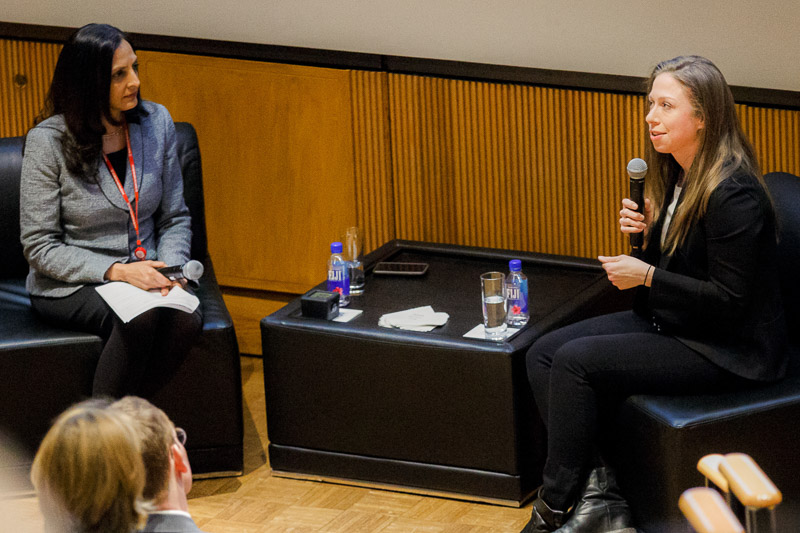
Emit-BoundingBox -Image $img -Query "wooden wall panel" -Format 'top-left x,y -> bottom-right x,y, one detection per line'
138,52 -> 357,293
380,75 -> 800,259
220,288 -> 294,355
350,70 -> 395,253
0,39 -> 60,137
385,75 -> 648,258
739,105 -> 800,175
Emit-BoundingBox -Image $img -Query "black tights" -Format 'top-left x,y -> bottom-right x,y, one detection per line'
31,285 -> 202,398
525,310 -> 750,511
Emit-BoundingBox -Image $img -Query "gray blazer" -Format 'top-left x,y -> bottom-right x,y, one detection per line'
140,512 -> 207,533
20,101 -> 191,298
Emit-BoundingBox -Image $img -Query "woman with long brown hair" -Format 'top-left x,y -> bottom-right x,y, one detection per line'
522,56 -> 787,532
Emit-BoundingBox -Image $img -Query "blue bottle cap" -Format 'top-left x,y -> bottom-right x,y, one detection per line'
509,259 -> 522,271
331,242 -> 343,253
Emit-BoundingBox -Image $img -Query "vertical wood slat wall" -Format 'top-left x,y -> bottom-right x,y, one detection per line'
0,39 -> 60,137
739,105 -> 800,176
350,71 -> 395,253
351,72 -> 800,259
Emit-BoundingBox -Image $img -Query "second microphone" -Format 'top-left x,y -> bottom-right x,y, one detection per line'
157,260 -> 205,281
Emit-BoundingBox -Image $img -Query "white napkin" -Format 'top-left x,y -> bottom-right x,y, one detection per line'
378,305 -> 449,332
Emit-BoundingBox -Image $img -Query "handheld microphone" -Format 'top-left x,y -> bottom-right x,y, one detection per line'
627,158 -> 648,256
157,260 -> 204,281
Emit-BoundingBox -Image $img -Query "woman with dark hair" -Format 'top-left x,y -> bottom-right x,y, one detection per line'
20,23 -> 201,397
522,56 -> 787,532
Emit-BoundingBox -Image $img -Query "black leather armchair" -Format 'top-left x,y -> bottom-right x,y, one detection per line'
608,172 -> 800,532
0,123 -> 243,480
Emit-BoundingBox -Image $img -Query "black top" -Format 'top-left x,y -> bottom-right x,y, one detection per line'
105,147 -> 127,185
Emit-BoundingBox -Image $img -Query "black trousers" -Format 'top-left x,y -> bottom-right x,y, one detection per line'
525,310 -> 750,511
31,285 -> 202,398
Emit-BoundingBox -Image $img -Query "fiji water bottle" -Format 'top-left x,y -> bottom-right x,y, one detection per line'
505,259 -> 529,327
327,242 -> 350,307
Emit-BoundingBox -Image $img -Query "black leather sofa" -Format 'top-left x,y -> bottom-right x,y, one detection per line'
0,123 -> 243,481
608,172 -> 800,532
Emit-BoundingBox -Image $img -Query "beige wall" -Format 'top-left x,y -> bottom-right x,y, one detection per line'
4,1 -> 800,91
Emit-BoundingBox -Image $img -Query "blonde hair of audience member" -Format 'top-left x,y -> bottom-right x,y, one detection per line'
30,401 -> 146,533
644,55 -> 763,256
111,397 -> 173,503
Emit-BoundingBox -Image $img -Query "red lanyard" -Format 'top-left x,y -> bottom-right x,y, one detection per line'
102,124 -> 146,260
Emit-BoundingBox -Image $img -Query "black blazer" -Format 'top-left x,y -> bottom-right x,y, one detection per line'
635,168 -> 788,382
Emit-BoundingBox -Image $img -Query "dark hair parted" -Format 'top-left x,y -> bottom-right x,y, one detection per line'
36,23 -> 143,180
644,55 -> 763,255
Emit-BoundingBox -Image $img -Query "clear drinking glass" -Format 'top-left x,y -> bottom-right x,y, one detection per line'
480,271 -> 507,339
345,226 -> 365,295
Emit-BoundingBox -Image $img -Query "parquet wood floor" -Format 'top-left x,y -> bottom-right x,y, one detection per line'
3,356 -> 533,532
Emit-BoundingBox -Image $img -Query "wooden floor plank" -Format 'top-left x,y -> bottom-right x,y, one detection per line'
458,504 -> 530,530
403,498 -> 475,522
350,490 -> 426,517
295,483 -> 371,510
316,510 -> 396,532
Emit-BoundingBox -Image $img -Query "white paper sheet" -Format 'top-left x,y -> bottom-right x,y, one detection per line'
95,282 -> 200,323
332,308 -> 364,322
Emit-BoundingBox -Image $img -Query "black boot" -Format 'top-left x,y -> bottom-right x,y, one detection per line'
521,488 -> 570,533
555,467 -> 635,533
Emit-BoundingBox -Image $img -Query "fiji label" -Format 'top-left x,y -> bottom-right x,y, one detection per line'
506,282 -> 528,315
327,267 -> 350,296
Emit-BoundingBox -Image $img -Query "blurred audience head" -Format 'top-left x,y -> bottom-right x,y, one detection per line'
30,399 -> 145,533
112,397 -> 192,508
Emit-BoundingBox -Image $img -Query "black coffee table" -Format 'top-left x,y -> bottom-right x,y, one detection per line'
260,240 -> 628,504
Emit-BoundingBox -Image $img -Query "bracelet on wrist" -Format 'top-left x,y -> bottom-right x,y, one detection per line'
644,265 -> 653,285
